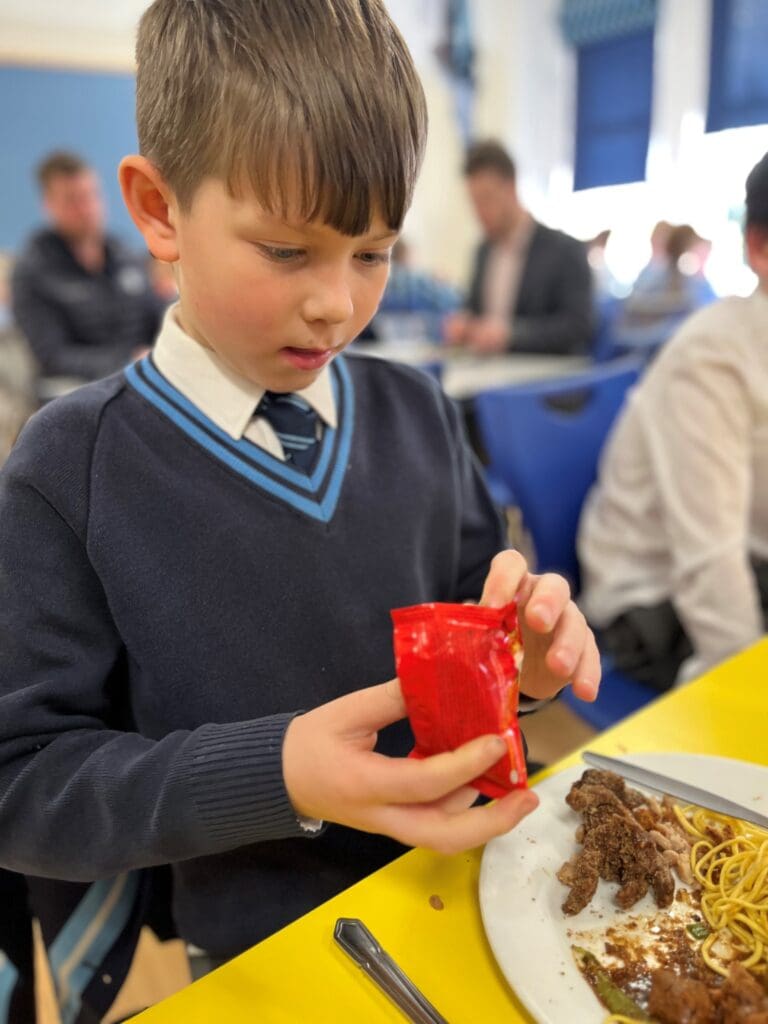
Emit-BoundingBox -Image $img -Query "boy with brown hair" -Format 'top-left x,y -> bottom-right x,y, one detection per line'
0,0 -> 598,973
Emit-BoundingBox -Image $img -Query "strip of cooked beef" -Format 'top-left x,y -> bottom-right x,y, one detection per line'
572,768 -> 648,809
559,781 -> 675,914
559,818 -> 674,913
567,781 -> 637,845
648,969 -> 716,1024
557,846 -> 601,914
587,817 -> 674,909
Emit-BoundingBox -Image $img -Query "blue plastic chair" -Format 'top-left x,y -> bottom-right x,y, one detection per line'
591,295 -> 624,363
474,358 -> 656,729
474,358 -> 642,590
593,296 -> 683,366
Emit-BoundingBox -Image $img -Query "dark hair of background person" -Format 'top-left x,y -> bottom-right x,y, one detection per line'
463,139 -> 516,180
36,151 -> 89,191
665,224 -> 701,267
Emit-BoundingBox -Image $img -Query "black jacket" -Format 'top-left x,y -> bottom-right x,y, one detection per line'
11,229 -> 164,380
467,222 -> 594,355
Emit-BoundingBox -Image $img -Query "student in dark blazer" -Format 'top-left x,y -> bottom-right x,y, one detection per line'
445,141 -> 594,355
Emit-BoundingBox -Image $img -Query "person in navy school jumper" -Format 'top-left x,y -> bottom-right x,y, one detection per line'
0,0 -> 601,983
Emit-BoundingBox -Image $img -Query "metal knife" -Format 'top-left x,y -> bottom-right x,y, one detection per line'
334,918 -> 449,1024
581,751 -> 768,831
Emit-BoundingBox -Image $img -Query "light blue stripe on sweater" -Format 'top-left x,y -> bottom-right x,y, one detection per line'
0,955 -> 19,1024
125,356 -> 354,523
139,356 -> 341,495
48,873 -> 140,1024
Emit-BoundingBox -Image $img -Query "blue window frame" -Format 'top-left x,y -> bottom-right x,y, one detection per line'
573,29 -> 654,191
707,0 -> 768,133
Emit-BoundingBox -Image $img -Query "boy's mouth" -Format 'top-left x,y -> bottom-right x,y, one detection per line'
280,346 -> 336,371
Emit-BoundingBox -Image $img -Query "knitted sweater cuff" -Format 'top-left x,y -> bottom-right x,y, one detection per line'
176,714 -> 315,849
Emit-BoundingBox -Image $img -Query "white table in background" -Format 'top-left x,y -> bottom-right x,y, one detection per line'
350,340 -> 590,400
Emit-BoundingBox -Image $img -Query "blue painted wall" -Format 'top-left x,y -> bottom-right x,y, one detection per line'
0,65 -> 141,252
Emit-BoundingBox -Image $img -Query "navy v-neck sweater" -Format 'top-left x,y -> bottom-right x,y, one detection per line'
0,353 -> 504,955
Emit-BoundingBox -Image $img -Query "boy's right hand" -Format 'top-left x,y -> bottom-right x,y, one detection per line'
282,679 -> 539,856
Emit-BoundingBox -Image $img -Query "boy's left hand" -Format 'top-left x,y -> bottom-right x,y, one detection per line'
479,550 -> 600,703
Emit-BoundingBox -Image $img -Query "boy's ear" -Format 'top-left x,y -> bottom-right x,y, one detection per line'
118,155 -> 180,263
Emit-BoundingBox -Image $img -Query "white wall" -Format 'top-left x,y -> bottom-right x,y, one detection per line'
507,0 -> 575,221
0,0 -> 140,69
386,0 -> 521,286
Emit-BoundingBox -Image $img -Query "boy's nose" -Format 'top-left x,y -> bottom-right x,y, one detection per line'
301,273 -> 354,326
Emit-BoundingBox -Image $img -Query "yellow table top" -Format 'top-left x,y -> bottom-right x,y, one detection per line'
134,641 -> 768,1023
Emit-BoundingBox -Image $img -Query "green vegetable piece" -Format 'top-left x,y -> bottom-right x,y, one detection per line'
687,922 -> 711,941
572,945 -> 652,1022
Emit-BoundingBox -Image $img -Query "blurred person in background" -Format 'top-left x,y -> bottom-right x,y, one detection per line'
444,140 -> 593,355
586,228 -> 622,301
11,151 -> 164,386
578,151 -> 768,691
618,222 -> 716,344
368,238 -> 462,341
637,219 -> 673,283
380,239 -> 462,316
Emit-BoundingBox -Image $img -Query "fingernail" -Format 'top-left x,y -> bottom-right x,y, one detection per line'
488,736 -> 507,757
576,679 -> 598,702
522,792 -> 539,814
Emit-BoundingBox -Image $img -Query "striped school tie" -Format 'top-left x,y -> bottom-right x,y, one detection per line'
257,391 -> 320,471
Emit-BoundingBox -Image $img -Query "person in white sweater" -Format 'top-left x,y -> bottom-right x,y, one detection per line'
578,151 -> 768,689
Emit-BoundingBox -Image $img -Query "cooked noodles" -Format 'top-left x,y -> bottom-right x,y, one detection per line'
674,803 -> 768,977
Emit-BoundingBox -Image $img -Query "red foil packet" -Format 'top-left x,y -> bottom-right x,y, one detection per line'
391,602 -> 527,799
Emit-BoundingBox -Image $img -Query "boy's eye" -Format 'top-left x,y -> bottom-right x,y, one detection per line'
357,250 -> 391,267
257,244 -> 305,263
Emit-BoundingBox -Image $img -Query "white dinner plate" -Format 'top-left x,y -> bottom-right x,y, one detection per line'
479,752 -> 768,1023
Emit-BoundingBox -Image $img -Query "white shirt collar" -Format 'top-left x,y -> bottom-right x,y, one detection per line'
152,303 -> 337,441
